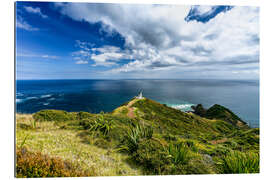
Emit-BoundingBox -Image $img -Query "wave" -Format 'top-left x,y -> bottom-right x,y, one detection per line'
43,102 -> 50,106
26,97 -> 38,100
16,99 -> 24,103
168,103 -> 195,112
16,96 -> 38,104
16,92 -> 24,97
41,94 -> 52,98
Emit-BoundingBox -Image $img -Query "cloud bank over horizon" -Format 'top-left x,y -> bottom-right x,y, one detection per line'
16,2 -> 259,80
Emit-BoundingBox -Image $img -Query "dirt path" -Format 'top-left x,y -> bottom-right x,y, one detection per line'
210,138 -> 228,145
126,100 -> 137,118
127,107 -> 135,118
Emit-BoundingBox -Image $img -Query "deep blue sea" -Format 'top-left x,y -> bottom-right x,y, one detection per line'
16,79 -> 259,128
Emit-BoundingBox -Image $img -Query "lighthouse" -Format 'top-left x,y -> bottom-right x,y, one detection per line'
137,90 -> 144,99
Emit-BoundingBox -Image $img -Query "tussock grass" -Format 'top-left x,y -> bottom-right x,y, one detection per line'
167,143 -> 190,165
220,150 -> 259,173
117,123 -> 153,154
90,112 -> 114,136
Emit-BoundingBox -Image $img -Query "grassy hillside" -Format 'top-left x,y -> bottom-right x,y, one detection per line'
16,98 -> 259,177
192,104 -> 248,128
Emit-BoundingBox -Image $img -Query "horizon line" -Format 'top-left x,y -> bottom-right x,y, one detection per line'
16,78 -> 260,81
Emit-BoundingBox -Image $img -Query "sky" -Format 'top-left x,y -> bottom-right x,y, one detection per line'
16,2 -> 259,80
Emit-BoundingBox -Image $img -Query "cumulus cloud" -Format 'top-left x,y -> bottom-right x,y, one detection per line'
24,6 -> 48,18
55,3 -> 259,79
72,40 -> 133,66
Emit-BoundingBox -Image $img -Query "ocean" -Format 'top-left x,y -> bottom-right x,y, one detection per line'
16,79 -> 259,128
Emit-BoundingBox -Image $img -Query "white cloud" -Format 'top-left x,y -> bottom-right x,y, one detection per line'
72,40 -> 132,66
195,6 -> 213,14
76,60 -> 88,64
16,15 -> 39,31
17,53 -> 58,59
24,6 -> 48,18
56,3 -> 259,79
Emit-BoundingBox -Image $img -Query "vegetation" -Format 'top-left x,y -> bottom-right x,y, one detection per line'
117,123 -> 153,154
33,109 -> 75,122
191,104 -> 206,117
16,147 -> 92,177
89,112 -> 114,136
192,104 -> 247,127
167,143 -> 189,165
16,98 -> 259,177
206,104 -> 247,127
219,150 -> 259,173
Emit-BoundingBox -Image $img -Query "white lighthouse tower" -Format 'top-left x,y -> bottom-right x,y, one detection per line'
137,90 -> 144,99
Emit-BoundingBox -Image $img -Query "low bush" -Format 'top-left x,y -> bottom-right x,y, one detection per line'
132,139 -> 171,174
94,138 -> 111,149
185,140 -> 198,152
77,111 -> 93,120
220,150 -> 259,173
33,110 -> 73,122
79,118 -> 96,130
16,147 -> 92,177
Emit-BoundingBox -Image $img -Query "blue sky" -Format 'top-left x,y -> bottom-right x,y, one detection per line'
16,2 -> 259,80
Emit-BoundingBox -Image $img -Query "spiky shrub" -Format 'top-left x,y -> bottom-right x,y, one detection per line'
134,123 -> 153,139
167,143 -> 189,165
16,147 -> 92,177
118,123 -> 153,154
220,151 -> 259,173
123,125 -> 141,154
90,112 -> 114,136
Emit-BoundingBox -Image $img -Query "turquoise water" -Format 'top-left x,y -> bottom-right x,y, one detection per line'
16,79 -> 259,128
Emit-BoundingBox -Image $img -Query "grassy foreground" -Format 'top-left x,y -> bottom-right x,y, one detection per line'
16,114 -> 143,177
16,98 -> 259,177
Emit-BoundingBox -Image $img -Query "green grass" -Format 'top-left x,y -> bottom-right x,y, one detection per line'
33,109 -> 75,122
16,114 -> 143,176
220,150 -> 259,173
89,112 -> 114,136
117,123 -> 153,154
167,143 -> 190,165
16,97 -> 260,176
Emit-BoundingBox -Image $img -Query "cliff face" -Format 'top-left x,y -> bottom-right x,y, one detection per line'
16,98 -> 259,177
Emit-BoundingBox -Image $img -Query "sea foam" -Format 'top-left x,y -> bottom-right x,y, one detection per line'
26,97 -> 38,100
169,103 -> 195,112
